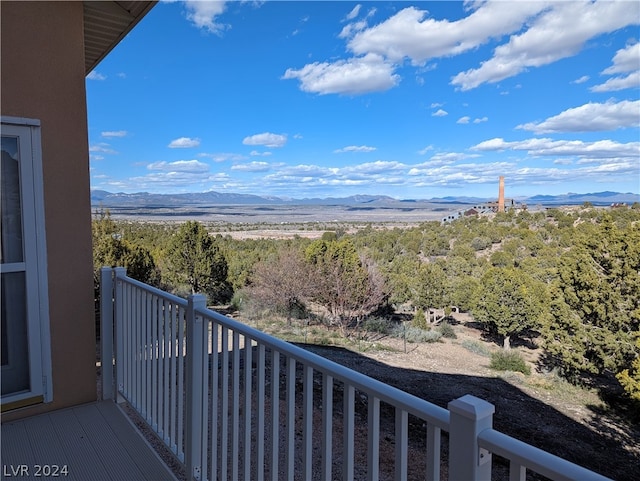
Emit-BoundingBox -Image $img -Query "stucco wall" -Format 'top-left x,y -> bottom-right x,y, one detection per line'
1,1 -> 97,419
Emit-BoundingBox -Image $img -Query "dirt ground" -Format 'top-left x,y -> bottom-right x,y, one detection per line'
296,318 -> 640,481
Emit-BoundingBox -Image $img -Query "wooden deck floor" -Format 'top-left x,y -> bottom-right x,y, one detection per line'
1,401 -> 177,481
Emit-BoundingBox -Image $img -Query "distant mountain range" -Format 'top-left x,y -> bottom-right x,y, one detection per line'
90,189 -> 640,208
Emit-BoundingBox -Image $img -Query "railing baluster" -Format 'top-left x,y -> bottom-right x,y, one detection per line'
270,350 -> 280,481
145,291 -> 152,422
162,299 -> 170,443
177,305 -> 185,462
200,310 -> 209,481
232,331 -> 241,480
321,373 -> 333,481
395,409 -> 408,481
426,424 -> 441,481
510,462 -> 526,481
343,383 -> 355,481
135,287 -> 142,412
256,344 -> 266,481
367,395 -> 380,481
151,294 -> 158,430
286,357 -> 296,480
243,336 -> 253,481
210,322 -> 219,481
170,301 -> 178,453
302,364 -> 313,481
221,326 -> 229,481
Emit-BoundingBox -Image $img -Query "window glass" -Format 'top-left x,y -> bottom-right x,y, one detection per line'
1,272 -> 29,395
1,136 -> 24,264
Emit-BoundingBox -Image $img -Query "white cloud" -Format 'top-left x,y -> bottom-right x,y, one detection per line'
432,109 -> 448,117
473,117 -> 488,124
147,160 -> 209,173
517,100 -> 640,133
231,161 -> 271,172
342,160 -> 406,175
603,42 -> 640,75
472,137 -> 640,160
346,3 -> 547,65
168,137 -> 201,148
199,152 -> 246,162
250,150 -> 272,157
572,75 -> 590,84
417,145 -> 434,155
591,70 -> 640,92
101,130 -> 128,138
283,53 -> 400,95
87,71 -> 106,81
345,4 -> 361,21
334,145 -> 377,153
183,0 -> 228,34
451,1 -> 639,90
457,116 -> 470,124
89,143 -> 118,154
243,132 -> 287,148
415,152 -> 480,168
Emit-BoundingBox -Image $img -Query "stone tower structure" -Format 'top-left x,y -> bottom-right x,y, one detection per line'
498,176 -> 505,213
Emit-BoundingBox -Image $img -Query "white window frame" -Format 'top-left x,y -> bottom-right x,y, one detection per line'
1,116 -> 53,407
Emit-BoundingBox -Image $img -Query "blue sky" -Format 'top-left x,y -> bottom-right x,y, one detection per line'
87,0 -> 640,200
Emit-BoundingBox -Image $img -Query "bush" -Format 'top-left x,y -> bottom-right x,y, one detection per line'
438,322 -> 457,339
490,349 -> 531,375
363,317 -> 393,334
392,325 -> 442,343
461,339 -> 491,357
229,289 -> 248,312
412,309 -> 428,330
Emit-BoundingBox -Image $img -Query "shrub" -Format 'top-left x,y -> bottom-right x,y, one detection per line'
229,289 -> 248,312
490,349 -> 531,375
412,309 -> 428,330
392,325 -> 442,343
363,317 -> 392,334
438,322 -> 457,339
461,340 -> 491,357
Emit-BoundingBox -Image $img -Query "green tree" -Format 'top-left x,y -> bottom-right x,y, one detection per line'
543,217 -> 640,385
617,335 -> 640,401
92,210 -> 159,287
412,262 -> 448,322
472,267 -> 549,349
305,238 -> 387,332
165,221 -> 230,303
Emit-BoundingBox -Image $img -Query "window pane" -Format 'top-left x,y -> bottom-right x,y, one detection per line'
1,136 -> 24,264
1,271 -> 30,395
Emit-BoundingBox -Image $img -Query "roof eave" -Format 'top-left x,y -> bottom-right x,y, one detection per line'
84,1 -> 157,75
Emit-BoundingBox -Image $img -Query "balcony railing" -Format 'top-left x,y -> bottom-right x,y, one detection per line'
100,267 -> 611,481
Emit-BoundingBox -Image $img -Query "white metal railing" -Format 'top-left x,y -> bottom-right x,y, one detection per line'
100,267 -> 612,481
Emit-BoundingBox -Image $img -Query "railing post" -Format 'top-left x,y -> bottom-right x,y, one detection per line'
100,267 -> 114,400
186,294 -> 207,481
448,394 -> 495,481
113,267 -> 127,403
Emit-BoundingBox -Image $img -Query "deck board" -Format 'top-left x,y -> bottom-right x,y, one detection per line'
1,401 -> 177,481
22,415 -> 74,479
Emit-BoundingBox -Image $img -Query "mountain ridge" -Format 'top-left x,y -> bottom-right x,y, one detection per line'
90,189 -> 640,208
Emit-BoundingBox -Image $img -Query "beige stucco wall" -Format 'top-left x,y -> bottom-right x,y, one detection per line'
1,1 -> 97,419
